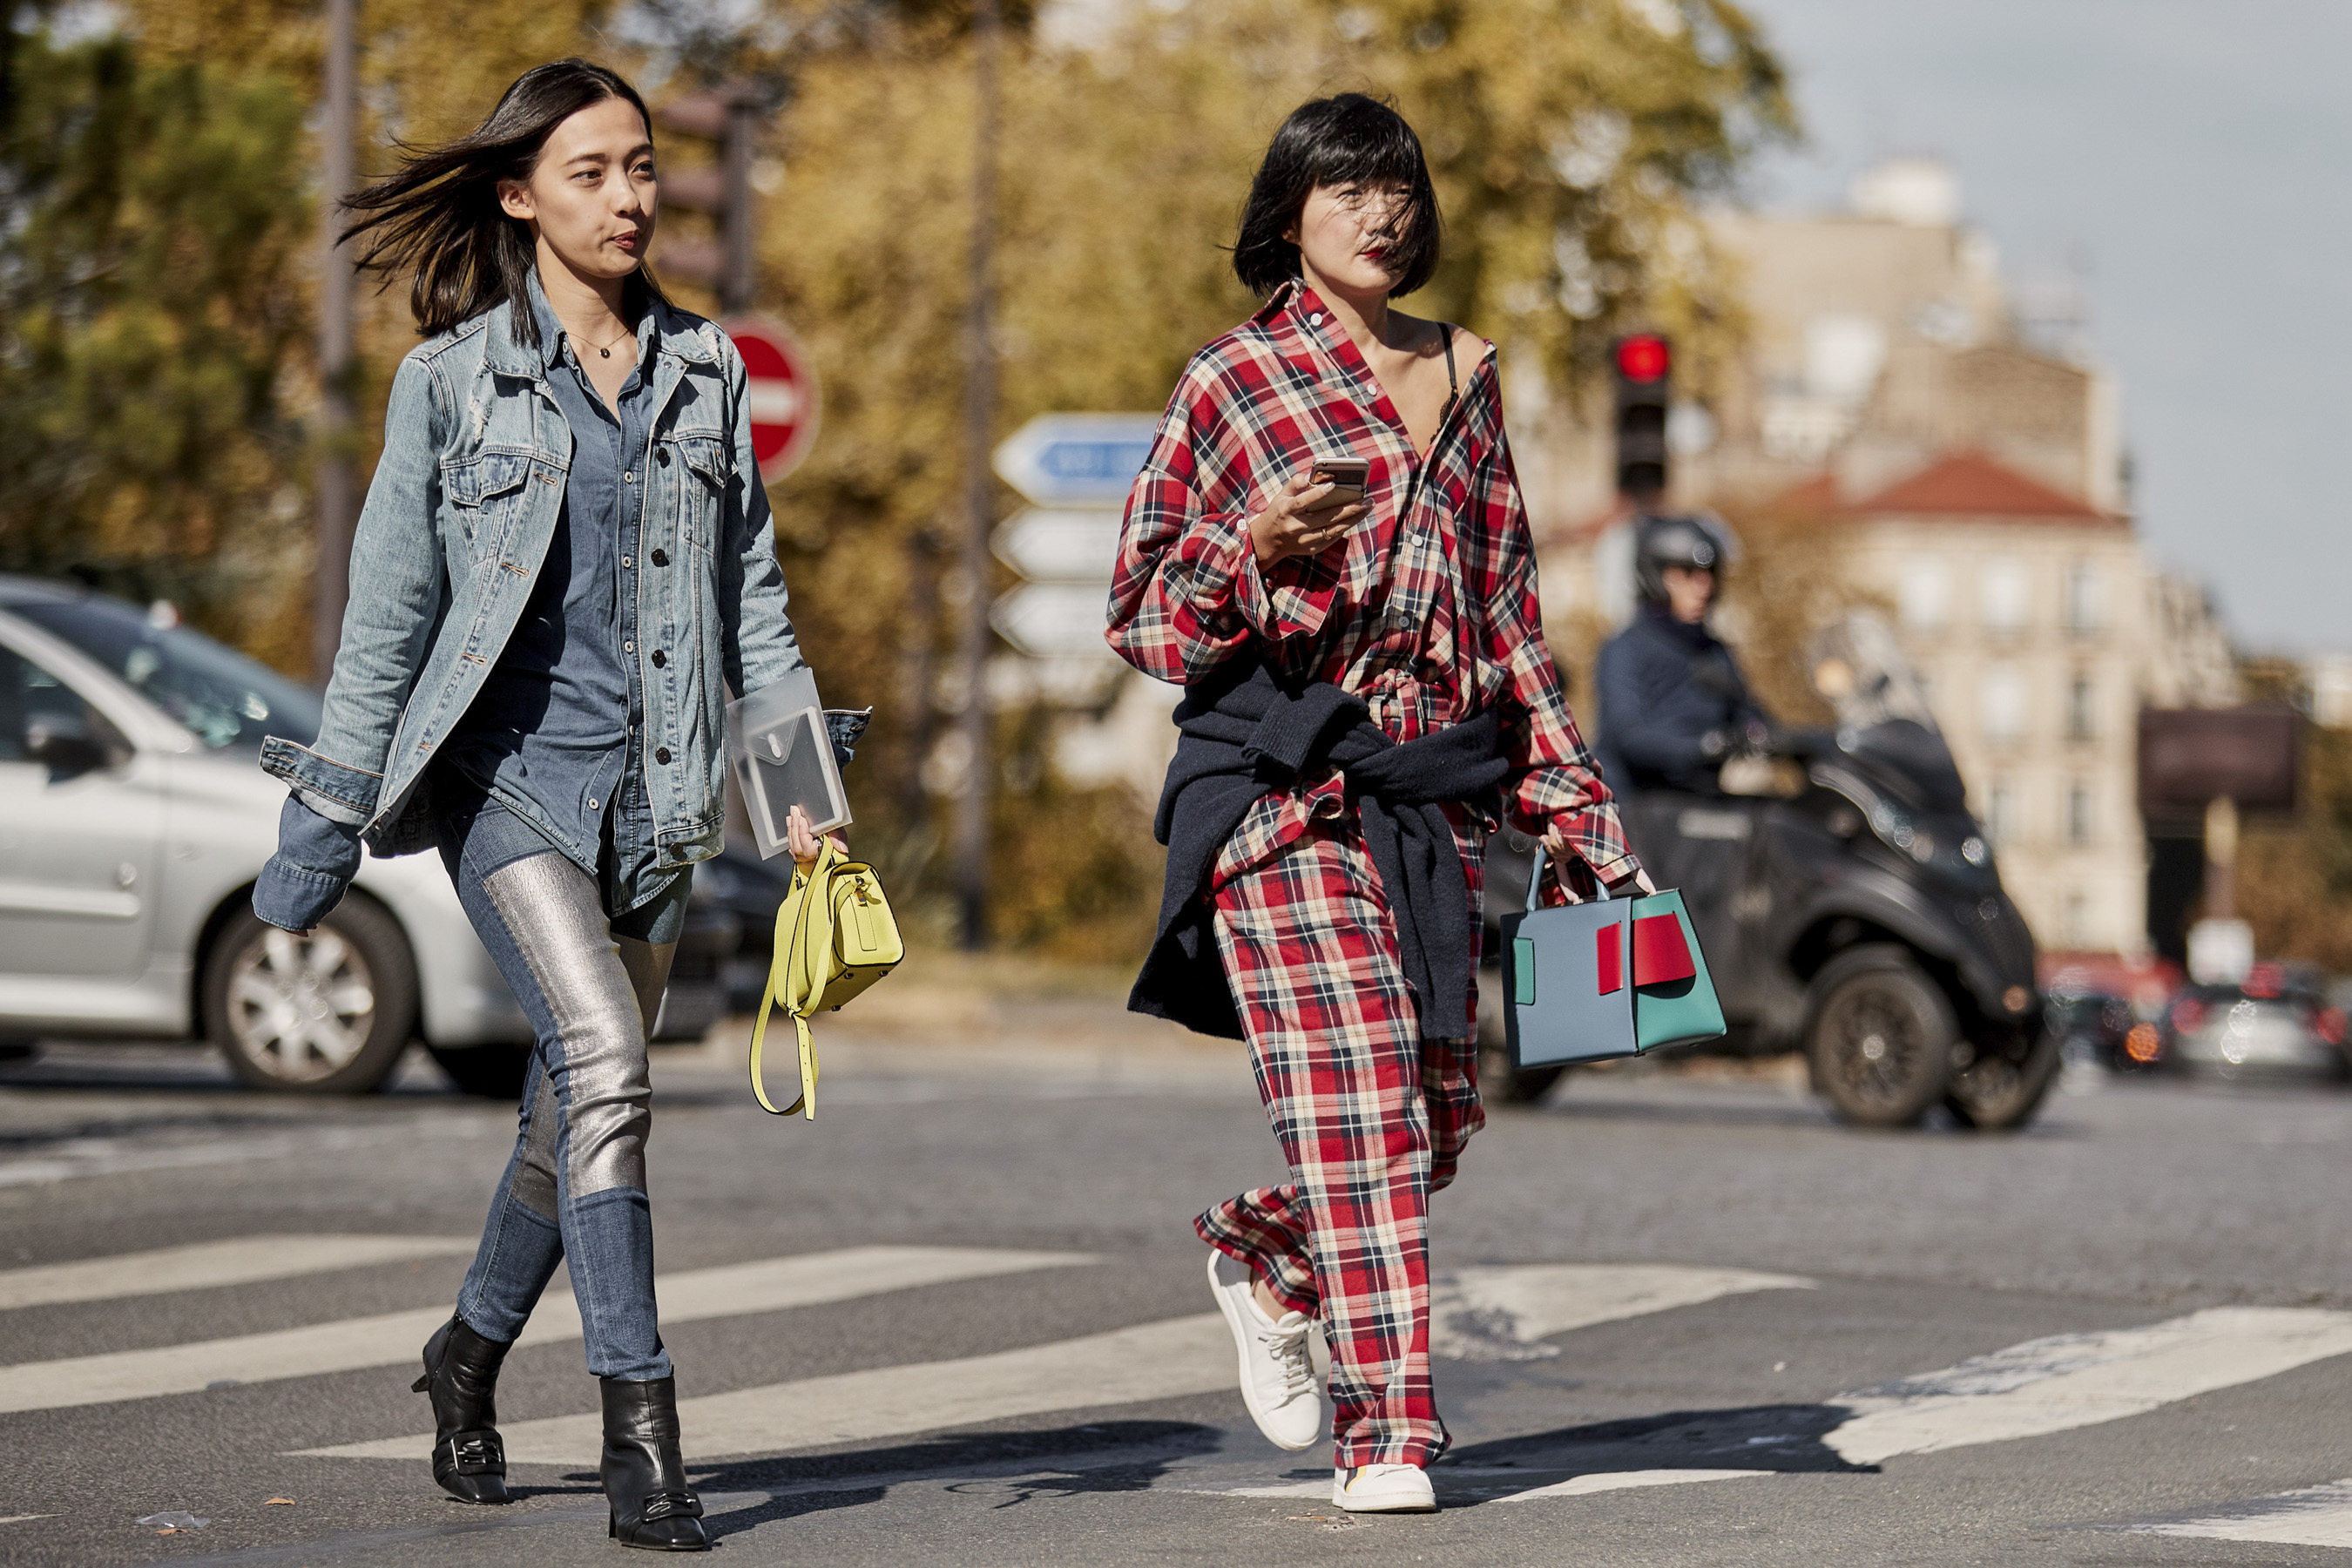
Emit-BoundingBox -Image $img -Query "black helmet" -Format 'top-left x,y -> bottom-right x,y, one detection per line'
1634,513 -> 1736,604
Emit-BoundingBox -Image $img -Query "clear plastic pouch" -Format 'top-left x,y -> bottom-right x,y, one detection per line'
728,669 -> 855,859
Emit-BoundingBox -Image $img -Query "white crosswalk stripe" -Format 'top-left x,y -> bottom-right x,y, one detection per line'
304,1314 -> 1239,1464
2127,1479 -> 2352,1547
0,1245 -> 1089,1416
300,1264 -> 1815,1466
0,1234 -> 473,1311
1825,1308 -> 2352,1465
1435,1264 -> 1814,1360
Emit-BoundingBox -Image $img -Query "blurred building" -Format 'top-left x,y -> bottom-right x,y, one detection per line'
1524,157 -> 2238,956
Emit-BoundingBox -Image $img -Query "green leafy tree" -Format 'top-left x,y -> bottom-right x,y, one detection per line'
0,18 -> 314,666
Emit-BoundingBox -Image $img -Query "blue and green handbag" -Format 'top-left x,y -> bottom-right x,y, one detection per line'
1497,846 -> 1727,1068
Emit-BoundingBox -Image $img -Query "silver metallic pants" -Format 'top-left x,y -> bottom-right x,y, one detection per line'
439,799 -> 687,1381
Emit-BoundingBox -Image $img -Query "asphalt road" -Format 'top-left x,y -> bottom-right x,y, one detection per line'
4,1032 -> 2352,1567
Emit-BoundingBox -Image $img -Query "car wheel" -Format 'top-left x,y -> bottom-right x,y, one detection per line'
201,897 -> 417,1094
1804,944 -> 1955,1127
427,1044 -> 532,1100
1945,1026 -> 2062,1131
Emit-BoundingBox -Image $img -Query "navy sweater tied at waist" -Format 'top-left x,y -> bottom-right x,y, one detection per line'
1131,660 -> 1509,1043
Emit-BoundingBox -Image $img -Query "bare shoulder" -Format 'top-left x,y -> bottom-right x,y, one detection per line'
1443,322 -> 1493,368
1392,309 -> 1491,368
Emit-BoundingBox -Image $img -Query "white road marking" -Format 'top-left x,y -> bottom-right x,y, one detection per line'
1435,1265 -> 1813,1361
0,1245 -> 1088,1416
2130,1479 -> 2352,1547
303,1264 -> 1813,1466
0,1234 -> 473,1311
1493,1469 -> 1773,1500
1826,1308 -> 2352,1465
305,1312 -> 1237,1463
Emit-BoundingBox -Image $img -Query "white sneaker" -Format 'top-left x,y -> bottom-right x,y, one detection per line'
1333,1463 -> 1438,1513
1205,1251 -> 1325,1451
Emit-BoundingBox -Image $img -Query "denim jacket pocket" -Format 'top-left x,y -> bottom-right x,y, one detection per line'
439,449 -> 535,554
670,436 -> 729,553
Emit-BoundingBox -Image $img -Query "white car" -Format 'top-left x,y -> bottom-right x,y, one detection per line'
0,576 -> 538,1093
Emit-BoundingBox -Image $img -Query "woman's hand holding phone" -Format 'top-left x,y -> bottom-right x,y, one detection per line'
1248,467 -> 1369,567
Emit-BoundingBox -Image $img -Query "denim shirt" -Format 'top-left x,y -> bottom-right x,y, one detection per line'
441,277 -> 669,910
250,276 -> 814,932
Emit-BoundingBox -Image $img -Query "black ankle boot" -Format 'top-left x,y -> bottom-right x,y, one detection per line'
600,1376 -> 707,1551
411,1315 -> 514,1505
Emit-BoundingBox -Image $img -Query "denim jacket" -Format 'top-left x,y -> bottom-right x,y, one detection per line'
261,292 -> 807,870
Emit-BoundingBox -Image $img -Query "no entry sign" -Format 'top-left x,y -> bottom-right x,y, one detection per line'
722,316 -> 821,483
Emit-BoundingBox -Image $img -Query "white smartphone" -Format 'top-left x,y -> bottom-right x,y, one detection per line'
1308,456 -> 1370,504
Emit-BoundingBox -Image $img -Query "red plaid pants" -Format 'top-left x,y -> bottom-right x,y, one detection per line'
1196,812 -> 1484,1470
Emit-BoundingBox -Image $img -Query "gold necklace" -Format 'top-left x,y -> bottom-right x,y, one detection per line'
578,320 -> 635,360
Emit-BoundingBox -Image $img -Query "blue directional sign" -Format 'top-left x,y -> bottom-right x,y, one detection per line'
992,413 -> 1160,507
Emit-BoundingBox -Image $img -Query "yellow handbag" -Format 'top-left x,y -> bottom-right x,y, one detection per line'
748,841 -> 903,1118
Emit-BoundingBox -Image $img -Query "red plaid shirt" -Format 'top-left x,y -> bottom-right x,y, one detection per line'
1106,280 -> 1638,889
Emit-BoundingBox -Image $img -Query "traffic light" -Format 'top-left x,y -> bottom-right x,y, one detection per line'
653,87 -> 762,315
1611,332 -> 1672,502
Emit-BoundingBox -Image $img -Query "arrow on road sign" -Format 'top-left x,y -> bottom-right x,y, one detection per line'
992,509 -> 1122,585
990,584 -> 1113,659
723,316 -> 821,483
992,414 -> 1159,507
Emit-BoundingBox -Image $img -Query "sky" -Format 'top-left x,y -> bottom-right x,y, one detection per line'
1734,0 -> 2351,654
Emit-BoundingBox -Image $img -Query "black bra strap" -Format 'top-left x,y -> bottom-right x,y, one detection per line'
1439,324 -> 1458,422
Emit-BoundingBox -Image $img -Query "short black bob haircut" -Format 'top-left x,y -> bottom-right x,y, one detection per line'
340,58 -> 667,348
1233,93 -> 1442,300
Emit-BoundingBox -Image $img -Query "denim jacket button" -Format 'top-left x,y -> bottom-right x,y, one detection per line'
651,649 -> 666,667
656,449 -> 672,467
654,747 -> 672,765
650,549 -> 668,567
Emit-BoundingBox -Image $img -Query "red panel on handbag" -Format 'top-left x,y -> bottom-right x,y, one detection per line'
1631,914 -> 1696,987
1595,923 -> 1625,995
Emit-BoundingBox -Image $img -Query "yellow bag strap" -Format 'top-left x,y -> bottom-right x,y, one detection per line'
748,841 -> 840,1119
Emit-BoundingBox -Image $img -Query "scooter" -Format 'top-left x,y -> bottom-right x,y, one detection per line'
1481,614 -> 2053,1130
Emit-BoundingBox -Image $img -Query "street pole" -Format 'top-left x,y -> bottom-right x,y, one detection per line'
313,0 -> 357,683
954,0 -> 1000,951
721,88 -> 756,316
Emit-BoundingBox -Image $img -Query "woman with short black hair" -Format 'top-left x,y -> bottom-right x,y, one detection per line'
251,57 -> 840,1551
1110,92 -> 1649,1514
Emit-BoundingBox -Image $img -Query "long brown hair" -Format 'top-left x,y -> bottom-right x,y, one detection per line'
339,58 -> 666,347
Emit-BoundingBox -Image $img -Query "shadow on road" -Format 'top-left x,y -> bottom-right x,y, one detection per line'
1445,1401 -> 1876,1483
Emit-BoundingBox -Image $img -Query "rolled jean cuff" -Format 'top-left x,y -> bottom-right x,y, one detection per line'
251,858 -> 349,931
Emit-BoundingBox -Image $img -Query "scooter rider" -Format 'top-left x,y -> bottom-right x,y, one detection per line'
1594,514 -> 1770,797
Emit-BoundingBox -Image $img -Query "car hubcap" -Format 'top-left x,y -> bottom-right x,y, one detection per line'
1828,987 -> 1927,1107
227,929 -> 377,1082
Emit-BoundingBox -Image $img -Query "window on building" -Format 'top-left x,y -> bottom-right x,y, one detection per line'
2067,780 -> 2094,845
1981,558 -> 2031,636
1986,778 -> 2017,846
2064,563 -> 2106,635
1900,556 -> 1950,632
1980,663 -> 2027,745
2064,892 -> 2091,949
2068,674 -> 2096,741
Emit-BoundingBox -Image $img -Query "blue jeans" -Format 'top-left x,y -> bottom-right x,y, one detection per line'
438,795 -> 693,1382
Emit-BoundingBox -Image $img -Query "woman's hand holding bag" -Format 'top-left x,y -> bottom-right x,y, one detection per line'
747,810 -> 903,1119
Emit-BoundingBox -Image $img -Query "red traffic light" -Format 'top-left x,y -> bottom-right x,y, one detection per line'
1613,335 -> 1671,383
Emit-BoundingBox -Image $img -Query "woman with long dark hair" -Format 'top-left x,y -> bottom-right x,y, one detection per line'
1110,93 -> 1651,1513
251,58 -> 835,1551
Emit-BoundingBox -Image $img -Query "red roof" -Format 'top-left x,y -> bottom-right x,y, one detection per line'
1854,450 -> 2113,523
